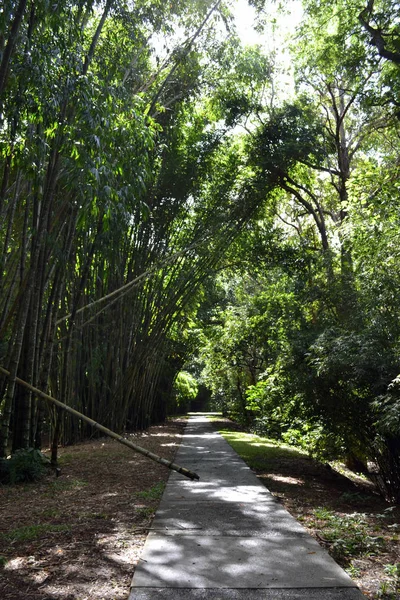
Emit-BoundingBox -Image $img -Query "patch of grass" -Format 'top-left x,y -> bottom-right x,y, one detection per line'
310,508 -> 386,562
211,419 -> 399,598
136,481 -> 165,501
167,414 -> 189,420
1,523 -> 71,544
378,575 -> 400,599
218,430 -> 306,470
380,562 -> 400,598
58,453 -> 74,465
313,507 -> 334,520
203,413 -> 223,422
40,508 -> 61,518
78,511 -> 110,520
346,562 -> 361,578
135,506 -> 155,520
384,563 -> 400,578
45,478 -> 87,494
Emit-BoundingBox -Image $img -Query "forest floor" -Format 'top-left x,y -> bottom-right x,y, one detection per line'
0,418 -> 186,600
0,415 -> 399,600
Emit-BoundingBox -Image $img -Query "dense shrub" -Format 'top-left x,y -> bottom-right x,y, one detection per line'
3,449 -> 49,484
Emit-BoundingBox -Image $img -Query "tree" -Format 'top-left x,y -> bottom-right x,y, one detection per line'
195,0 -> 400,501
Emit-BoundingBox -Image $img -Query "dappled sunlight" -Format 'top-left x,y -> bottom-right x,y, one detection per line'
133,415 -> 356,591
221,430 -> 307,456
0,422 -> 185,600
30,570 -> 49,584
265,473 -> 305,486
2,528 -> 145,598
143,432 -> 181,438
4,521 -> 150,600
4,557 -> 27,571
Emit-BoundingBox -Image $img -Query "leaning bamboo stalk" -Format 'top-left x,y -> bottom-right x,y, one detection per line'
0,366 -> 199,481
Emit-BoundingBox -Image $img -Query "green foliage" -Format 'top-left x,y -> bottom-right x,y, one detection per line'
219,430 -> 306,471
1,0 -> 400,508
375,376 -> 400,436
45,479 -> 88,496
248,101 -> 328,182
381,561 -> 400,599
384,563 -> 400,578
195,0 -> 400,503
136,481 -> 165,501
1,523 -> 71,544
211,44 -> 271,127
310,508 -> 386,562
1,449 -> 49,485
171,371 -> 199,413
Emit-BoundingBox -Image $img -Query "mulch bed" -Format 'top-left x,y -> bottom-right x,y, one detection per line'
0,419 -> 186,600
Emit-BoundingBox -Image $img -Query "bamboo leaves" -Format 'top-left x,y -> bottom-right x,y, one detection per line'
0,0 -> 260,456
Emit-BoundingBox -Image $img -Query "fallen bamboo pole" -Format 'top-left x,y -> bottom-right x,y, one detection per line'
0,366 -> 199,481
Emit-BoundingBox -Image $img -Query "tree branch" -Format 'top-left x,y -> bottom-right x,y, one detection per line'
147,0 -> 223,116
0,0 -> 28,100
359,0 -> 400,65
82,0 -> 113,76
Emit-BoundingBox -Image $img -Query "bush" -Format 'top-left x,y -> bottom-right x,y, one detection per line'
7,448 -> 49,484
251,415 -> 283,438
281,423 -> 345,461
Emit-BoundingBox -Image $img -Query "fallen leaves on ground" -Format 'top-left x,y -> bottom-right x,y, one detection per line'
0,419 -> 186,600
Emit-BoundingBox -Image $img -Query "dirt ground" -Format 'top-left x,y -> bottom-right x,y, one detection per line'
1,416 -> 399,599
0,419 -> 186,600
258,458 -> 400,598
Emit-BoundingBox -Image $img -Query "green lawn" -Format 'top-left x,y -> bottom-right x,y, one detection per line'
218,428 -> 306,470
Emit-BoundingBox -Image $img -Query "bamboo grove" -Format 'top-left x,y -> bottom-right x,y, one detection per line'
0,0 -> 265,460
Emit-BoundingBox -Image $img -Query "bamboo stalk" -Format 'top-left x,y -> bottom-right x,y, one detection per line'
0,366 -> 200,481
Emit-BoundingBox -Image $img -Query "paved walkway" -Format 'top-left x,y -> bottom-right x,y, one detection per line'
129,415 -> 365,599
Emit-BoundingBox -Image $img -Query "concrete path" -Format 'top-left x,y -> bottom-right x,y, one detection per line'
129,415 -> 365,599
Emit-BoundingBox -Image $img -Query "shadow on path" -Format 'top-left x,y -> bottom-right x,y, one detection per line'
130,416 -> 365,599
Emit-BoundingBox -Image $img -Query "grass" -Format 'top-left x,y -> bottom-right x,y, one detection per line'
0,419 -> 186,600
1,523 -> 72,544
378,564 -> 400,599
44,478 -> 88,494
136,481 -> 165,501
219,429 -> 306,470
40,508 -> 62,518
135,506 -> 155,520
308,508 -> 386,560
